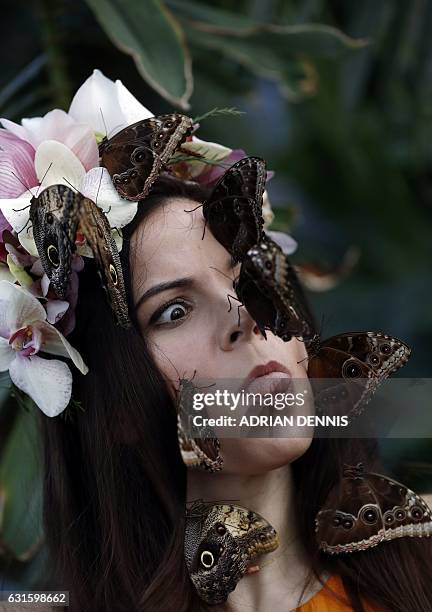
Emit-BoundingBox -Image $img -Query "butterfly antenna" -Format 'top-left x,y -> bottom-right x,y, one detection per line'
208,265 -> 235,283
95,167 -> 104,206
184,203 -> 203,213
36,162 -> 53,197
10,171 -> 36,198
16,217 -> 31,235
99,107 -> 109,137
61,177 -> 82,195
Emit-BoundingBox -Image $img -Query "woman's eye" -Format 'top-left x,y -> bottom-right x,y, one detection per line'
151,301 -> 190,326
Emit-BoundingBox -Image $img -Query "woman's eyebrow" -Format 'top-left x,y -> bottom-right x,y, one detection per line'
134,277 -> 194,310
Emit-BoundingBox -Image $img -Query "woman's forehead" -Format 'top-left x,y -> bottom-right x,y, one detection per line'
130,196 -> 222,283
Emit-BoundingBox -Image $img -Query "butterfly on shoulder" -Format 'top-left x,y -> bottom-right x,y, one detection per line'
99,113 -> 194,201
176,377 -> 223,473
307,331 -> 411,420
185,500 -> 279,604
315,462 -> 432,554
30,184 -> 130,328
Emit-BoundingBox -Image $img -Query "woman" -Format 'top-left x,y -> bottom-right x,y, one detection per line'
40,175 -> 432,612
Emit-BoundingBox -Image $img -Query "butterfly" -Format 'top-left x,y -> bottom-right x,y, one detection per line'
307,332 -> 411,420
315,462 -> 432,554
30,185 -> 81,299
99,113 -> 193,201
176,378 -> 223,472
233,235 -> 315,343
185,501 -> 279,604
30,185 -> 130,328
202,156 -> 266,265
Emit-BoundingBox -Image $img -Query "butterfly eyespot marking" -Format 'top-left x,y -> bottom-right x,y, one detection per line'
259,533 -> 267,541
361,506 -> 378,525
343,360 -> 362,379
122,177 -> 130,184
380,343 -> 392,355
332,516 -> 342,527
218,544 -> 224,553
200,551 -> 215,569
215,522 -> 226,535
134,151 -> 146,163
109,264 -> 118,286
45,212 -> 54,224
384,512 -> 395,525
165,120 -> 174,128
368,353 -> 380,366
47,244 -> 60,267
130,170 -> 138,179
395,509 -> 406,521
342,518 -> 354,530
114,177 -> 121,184
411,506 -> 424,520
157,132 -> 164,139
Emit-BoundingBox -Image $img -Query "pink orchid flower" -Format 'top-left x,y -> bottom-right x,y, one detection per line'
0,281 -> 88,417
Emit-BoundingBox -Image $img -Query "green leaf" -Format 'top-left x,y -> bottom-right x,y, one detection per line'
169,0 -> 369,56
0,406 -> 43,561
85,0 -> 193,109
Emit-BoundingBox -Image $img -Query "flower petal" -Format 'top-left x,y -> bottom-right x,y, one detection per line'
266,230 -> 298,255
115,78 -> 153,125
0,118 -> 29,142
80,167 -> 137,228
0,280 -> 46,338
35,320 -> 88,375
9,354 -> 72,417
0,263 -> 15,284
177,137 -> 232,179
0,336 -> 14,370
0,129 -> 38,198
35,140 -> 86,190
0,194 -> 31,235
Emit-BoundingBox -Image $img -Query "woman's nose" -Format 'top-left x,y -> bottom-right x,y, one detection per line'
219,304 -> 262,351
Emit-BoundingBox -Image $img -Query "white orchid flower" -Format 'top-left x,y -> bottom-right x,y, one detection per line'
68,68 -> 154,137
0,140 -> 135,256
0,280 -> 88,417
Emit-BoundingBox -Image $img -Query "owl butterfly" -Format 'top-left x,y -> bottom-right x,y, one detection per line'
315,463 -> 432,554
176,378 -> 223,472
307,332 -> 411,420
185,501 -> 279,604
202,156 -> 266,265
99,113 -> 193,201
30,185 -> 130,328
234,235 -> 315,343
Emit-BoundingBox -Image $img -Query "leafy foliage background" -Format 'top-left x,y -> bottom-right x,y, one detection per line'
0,0 -> 431,589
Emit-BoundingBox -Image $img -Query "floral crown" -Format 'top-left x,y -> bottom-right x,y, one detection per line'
0,69 -> 284,418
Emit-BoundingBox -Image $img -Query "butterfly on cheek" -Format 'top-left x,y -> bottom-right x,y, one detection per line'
30,185 -> 130,328
185,501 -> 279,604
99,113 -> 194,201
307,331 -> 411,420
316,463 -> 432,554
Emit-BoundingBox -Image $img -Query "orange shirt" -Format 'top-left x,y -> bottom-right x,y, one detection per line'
295,575 -> 382,611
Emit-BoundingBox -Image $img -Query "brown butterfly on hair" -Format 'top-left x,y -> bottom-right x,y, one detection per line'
307,331 -> 411,420
199,157 -> 314,343
99,114 -> 194,201
315,462 -> 432,554
185,500 -> 279,604
30,184 -> 130,328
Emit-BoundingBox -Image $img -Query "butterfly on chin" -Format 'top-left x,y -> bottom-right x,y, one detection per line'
99,113 -> 194,201
307,332 -> 411,420
30,184 -> 130,328
316,462 -> 432,554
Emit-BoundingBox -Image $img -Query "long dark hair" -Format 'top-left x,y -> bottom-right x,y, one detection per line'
39,175 -> 432,612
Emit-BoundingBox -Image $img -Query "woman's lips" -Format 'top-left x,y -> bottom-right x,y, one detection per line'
243,361 -> 293,395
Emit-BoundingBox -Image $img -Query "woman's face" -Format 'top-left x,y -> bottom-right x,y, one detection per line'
130,196 -> 313,474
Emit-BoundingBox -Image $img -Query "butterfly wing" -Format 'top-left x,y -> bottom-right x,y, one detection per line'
30,185 -> 81,299
185,502 -> 278,604
308,332 -> 411,419
176,378 -> 223,472
316,468 -> 432,554
79,198 -> 130,328
235,236 -> 315,342
99,114 -> 193,201
202,157 -> 266,264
